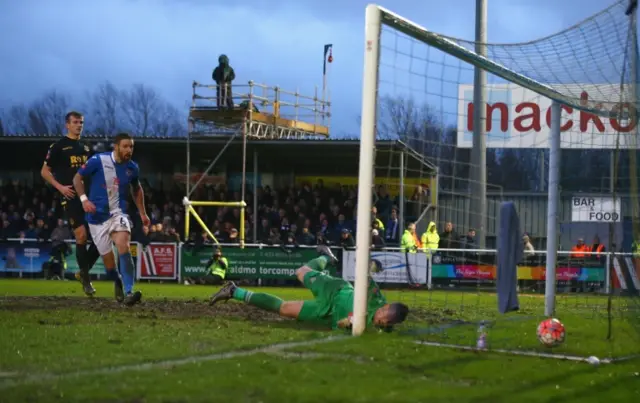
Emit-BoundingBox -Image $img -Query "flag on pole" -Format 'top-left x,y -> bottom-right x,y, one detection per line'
323,44 -> 333,75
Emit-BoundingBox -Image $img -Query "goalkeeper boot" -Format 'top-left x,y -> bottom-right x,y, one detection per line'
209,281 -> 237,305
123,291 -> 142,307
76,270 -> 96,296
316,245 -> 339,266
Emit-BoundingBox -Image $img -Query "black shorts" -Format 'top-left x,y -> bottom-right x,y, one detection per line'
61,197 -> 86,230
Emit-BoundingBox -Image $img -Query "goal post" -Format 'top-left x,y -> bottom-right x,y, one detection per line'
353,0 -> 640,342
352,4 -> 383,336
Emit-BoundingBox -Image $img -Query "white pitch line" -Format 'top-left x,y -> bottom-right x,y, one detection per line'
0,336 -> 346,389
414,340 -> 616,364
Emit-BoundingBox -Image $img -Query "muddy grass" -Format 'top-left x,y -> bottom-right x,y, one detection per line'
0,295 -> 285,322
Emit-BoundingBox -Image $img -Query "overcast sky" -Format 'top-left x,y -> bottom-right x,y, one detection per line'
0,0 -> 624,136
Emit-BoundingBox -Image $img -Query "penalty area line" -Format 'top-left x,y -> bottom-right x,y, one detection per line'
0,336 -> 347,389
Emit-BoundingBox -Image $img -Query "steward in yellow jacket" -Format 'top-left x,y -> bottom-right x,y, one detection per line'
421,221 -> 440,252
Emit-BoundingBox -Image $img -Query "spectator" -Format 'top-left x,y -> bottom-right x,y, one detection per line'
371,229 -> 385,250
421,222 -> 439,252
401,222 -> 419,253
385,208 -> 400,245
571,238 -> 589,258
257,218 -> 271,243
297,226 -> 315,246
166,227 -> 181,243
228,228 -> 240,244
371,207 -> 385,233
590,235 -> 605,260
50,219 -> 71,247
438,222 -> 459,250
523,235 -> 535,256
461,228 -> 476,249
339,228 -> 355,249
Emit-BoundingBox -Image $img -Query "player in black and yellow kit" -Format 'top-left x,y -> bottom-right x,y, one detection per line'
41,111 -> 101,296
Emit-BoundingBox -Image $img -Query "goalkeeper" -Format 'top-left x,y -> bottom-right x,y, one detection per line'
210,245 -> 409,331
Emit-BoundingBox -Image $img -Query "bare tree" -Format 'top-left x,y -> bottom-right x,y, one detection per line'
377,95 -> 463,189
0,116 -> 4,136
20,90 -> 71,135
4,104 -> 32,134
151,102 -> 185,137
120,84 -> 161,136
89,81 -> 121,136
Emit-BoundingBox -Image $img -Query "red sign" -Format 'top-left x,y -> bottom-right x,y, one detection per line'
138,243 -> 177,280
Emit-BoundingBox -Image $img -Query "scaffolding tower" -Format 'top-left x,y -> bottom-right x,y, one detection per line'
184,81 -> 331,246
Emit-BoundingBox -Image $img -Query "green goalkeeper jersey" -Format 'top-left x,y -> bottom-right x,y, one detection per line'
330,278 -> 387,330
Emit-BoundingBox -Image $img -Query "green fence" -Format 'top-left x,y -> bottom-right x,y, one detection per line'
180,246 -> 339,280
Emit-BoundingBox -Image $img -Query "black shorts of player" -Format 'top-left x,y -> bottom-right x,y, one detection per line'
201,274 -> 224,285
61,197 -> 86,230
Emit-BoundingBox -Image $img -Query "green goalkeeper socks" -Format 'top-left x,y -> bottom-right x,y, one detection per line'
232,287 -> 283,313
306,255 -> 329,272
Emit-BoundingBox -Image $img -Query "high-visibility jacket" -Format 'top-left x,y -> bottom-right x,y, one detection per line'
570,244 -> 590,258
207,256 -> 228,279
632,241 -> 640,258
421,221 -> 440,252
401,230 -> 417,253
591,243 -> 605,258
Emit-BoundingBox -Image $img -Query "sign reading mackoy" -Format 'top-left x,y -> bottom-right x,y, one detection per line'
457,83 -> 638,149
571,196 -> 620,222
342,251 -> 427,284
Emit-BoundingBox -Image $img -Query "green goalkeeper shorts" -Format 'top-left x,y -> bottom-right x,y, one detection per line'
297,269 -> 348,324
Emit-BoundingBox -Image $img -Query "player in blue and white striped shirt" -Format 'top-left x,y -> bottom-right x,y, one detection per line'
73,133 -> 150,306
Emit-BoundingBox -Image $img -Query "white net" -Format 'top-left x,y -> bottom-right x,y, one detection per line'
357,1 -> 640,360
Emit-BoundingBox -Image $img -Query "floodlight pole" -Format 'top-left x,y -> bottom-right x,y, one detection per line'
399,150 -> 405,237
627,0 -> 640,239
544,101 -> 561,317
471,0 -> 488,249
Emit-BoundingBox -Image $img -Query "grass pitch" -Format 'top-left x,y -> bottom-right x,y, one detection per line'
0,279 -> 639,402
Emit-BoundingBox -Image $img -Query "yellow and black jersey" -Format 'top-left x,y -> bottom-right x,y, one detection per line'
43,136 -> 92,186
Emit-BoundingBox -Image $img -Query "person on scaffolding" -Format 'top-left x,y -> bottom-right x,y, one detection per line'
212,54 -> 235,110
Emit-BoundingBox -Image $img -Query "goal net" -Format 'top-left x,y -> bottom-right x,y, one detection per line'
353,0 -> 640,361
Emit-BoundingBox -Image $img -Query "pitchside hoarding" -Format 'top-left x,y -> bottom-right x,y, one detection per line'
457,84 -> 638,149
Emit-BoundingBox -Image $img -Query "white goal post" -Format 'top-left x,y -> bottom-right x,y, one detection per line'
352,4 -> 577,336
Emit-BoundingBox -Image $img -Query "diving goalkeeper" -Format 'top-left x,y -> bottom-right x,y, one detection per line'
210,245 -> 409,331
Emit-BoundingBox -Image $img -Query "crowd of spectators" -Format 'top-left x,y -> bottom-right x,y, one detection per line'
0,179 -> 417,249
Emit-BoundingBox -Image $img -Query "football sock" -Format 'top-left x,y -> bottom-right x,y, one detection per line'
75,243 -> 89,273
232,288 -> 282,313
119,252 -> 135,294
85,243 -> 101,272
105,268 -> 119,282
306,255 -> 329,272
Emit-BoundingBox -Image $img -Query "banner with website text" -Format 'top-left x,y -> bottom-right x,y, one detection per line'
180,246 -> 338,280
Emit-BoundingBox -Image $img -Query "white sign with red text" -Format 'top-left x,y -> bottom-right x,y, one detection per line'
137,243 -> 178,280
457,84 -> 638,149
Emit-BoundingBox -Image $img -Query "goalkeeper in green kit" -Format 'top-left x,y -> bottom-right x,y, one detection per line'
210,245 -> 409,331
